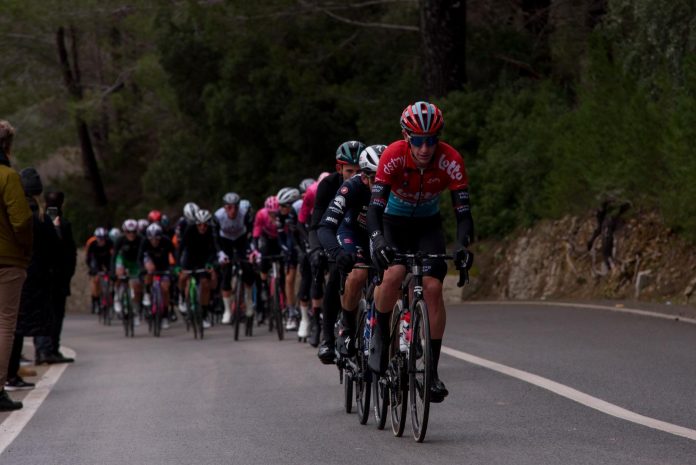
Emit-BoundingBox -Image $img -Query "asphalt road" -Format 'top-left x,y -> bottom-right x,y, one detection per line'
1,302 -> 695,465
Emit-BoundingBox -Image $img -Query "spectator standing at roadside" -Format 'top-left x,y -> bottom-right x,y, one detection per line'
5,168 -> 59,393
0,121 -> 33,411
34,191 -> 76,363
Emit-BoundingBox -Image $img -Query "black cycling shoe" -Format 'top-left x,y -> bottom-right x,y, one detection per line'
430,377 -> 449,403
368,323 -> 389,375
335,319 -> 356,357
308,309 -> 321,347
318,339 -> 336,365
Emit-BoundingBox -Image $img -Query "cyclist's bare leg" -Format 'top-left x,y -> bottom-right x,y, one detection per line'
90,276 -> 99,298
341,267 -> 368,311
178,273 -> 189,299
374,264 -> 407,313
200,277 -> 211,306
161,279 -> 171,309
423,276 -> 445,338
285,266 -> 296,308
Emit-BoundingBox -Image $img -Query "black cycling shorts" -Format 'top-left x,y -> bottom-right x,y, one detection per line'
382,213 -> 447,282
297,253 -> 312,302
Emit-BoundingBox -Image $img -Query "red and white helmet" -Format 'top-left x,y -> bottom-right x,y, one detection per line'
264,195 -> 279,213
400,101 -> 444,135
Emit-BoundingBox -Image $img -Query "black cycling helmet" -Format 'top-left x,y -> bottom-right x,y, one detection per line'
335,140 -> 365,165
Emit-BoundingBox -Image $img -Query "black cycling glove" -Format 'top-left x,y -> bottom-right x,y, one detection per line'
336,250 -> 357,274
370,232 -> 394,270
454,248 -> 474,270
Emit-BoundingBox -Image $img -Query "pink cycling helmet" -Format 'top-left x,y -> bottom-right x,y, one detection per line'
264,195 -> 279,213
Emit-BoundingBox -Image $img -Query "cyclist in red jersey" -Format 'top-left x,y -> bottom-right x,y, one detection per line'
367,101 -> 474,403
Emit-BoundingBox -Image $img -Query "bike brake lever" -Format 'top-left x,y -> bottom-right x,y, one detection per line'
457,267 -> 469,287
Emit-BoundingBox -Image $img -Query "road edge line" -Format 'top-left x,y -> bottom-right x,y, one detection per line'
442,345 -> 696,442
469,301 -> 696,325
0,346 -> 76,455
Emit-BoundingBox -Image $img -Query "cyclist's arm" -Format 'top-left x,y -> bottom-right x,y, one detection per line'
366,181 -> 391,237
451,188 -> 474,247
308,176 -> 334,251
317,189 -> 350,259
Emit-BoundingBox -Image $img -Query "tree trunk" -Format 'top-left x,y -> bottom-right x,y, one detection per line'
420,0 -> 467,98
56,26 -> 108,206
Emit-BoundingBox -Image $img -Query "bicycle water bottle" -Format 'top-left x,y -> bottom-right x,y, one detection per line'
363,306 -> 373,356
399,309 -> 411,353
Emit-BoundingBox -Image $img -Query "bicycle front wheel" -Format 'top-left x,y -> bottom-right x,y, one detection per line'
234,276 -> 242,341
389,300 -> 408,437
273,280 -> 284,341
409,299 -> 431,442
355,300 -> 371,425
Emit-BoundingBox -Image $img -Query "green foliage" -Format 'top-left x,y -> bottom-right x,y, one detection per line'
2,0 -> 696,245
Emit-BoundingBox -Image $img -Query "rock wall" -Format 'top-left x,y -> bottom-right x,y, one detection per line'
462,210 -> 696,304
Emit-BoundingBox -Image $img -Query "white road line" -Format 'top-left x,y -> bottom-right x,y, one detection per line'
471,301 -> 696,325
442,346 -> 696,442
0,347 -> 76,455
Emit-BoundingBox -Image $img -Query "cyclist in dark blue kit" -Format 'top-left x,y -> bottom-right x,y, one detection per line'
318,145 -> 385,357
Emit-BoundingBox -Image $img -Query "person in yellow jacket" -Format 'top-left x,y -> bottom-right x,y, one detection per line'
0,120 -> 33,412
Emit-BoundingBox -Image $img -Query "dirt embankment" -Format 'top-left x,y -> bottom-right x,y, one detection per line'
460,209 -> 696,308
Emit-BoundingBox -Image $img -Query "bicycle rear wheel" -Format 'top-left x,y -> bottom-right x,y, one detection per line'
409,299 -> 431,442
389,300 -> 408,437
373,376 -> 388,430
344,371 -> 353,414
355,301 -> 371,425
233,277 -> 242,341
152,284 -> 162,337
273,279 -> 284,341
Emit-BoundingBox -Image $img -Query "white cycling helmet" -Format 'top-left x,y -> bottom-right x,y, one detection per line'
222,192 -> 241,205
146,222 -> 163,239
276,187 -> 301,206
359,145 -> 386,174
299,178 -> 315,194
122,218 -> 138,233
137,219 -> 149,232
94,227 -> 108,239
109,227 -> 122,243
240,199 -> 251,211
194,209 -> 212,224
183,202 -> 200,222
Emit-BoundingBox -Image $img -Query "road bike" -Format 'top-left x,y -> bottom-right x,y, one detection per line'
97,271 -> 113,326
229,258 -> 254,340
264,255 -> 286,341
116,275 -> 135,338
386,252 -> 468,442
182,269 -> 209,340
337,264 -> 377,425
147,272 -> 169,337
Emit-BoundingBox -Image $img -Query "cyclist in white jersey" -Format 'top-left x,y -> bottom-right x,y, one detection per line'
214,193 -> 255,324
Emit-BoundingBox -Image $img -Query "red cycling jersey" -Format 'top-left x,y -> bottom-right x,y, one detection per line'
375,140 -> 468,217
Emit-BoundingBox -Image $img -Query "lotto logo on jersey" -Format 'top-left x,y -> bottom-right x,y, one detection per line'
334,195 -> 346,209
438,155 -> 463,181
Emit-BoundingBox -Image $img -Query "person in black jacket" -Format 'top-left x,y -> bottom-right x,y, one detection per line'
309,141 -> 363,364
33,191 -> 76,363
6,168 -> 60,391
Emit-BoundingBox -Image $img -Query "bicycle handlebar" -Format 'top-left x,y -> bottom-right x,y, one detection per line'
392,252 -> 469,287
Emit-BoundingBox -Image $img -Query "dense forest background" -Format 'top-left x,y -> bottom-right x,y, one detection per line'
1,0 -> 695,243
